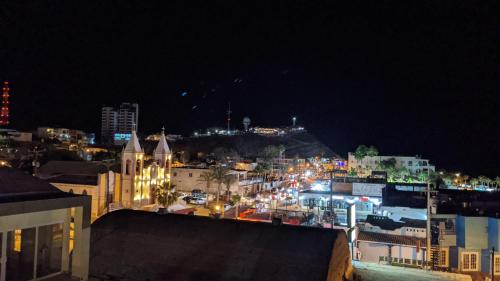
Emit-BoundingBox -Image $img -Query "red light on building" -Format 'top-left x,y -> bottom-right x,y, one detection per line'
0,81 -> 10,126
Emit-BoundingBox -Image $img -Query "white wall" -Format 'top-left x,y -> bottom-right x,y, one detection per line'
172,168 -> 247,194
358,242 -> 424,263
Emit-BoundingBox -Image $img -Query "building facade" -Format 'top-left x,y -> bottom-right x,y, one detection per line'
0,168 -> 91,281
120,128 -> 171,208
101,103 -> 139,145
347,153 -> 435,176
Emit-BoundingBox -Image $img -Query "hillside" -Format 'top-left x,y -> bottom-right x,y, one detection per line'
143,132 -> 339,160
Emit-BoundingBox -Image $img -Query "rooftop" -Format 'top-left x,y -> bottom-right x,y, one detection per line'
357,230 -> 426,248
0,167 -> 71,203
90,210 -> 351,281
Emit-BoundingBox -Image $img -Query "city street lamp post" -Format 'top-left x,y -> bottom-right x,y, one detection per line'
491,247 -> 495,281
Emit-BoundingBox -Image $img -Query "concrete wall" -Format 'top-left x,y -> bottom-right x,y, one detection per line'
358,241 -> 424,264
52,183 -> 100,220
464,217 -> 488,249
327,231 -> 353,281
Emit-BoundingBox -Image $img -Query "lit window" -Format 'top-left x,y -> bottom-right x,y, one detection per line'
14,229 -> 21,252
189,173 -> 193,177
440,250 -> 447,266
495,256 -> 500,273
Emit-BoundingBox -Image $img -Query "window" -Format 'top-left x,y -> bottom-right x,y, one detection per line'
125,159 -> 131,175
173,172 -> 177,177
495,256 -> 500,273
462,252 -> 479,271
189,173 -> 193,177
440,249 -> 448,267
136,159 -> 141,173
408,161 -> 412,166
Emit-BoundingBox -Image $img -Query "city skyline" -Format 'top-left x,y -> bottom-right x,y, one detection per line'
1,1 -> 499,177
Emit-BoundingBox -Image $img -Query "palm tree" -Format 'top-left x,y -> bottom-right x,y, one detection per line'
231,194 -> 241,218
353,145 -> 368,161
223,174 -> 238,201
253,163 -> 270,192
155,182 -> 179,212
495,176 -> 500,190
198,171 -> 215,207
470,177 -> 479,188
366,146 -> 379,157
211,165 -> 230,207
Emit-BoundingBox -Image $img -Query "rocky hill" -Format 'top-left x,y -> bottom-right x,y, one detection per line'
143,132 -> 339,161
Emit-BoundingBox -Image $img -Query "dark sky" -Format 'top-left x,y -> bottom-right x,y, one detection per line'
1,1 -> 500,176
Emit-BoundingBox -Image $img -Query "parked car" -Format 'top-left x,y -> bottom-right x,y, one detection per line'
189,197 -> 206,205
192,189 -> 203,195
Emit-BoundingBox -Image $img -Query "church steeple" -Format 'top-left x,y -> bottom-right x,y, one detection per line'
124,124 -> 142,153
154,127 -> 171,168
154,127 -> 170,155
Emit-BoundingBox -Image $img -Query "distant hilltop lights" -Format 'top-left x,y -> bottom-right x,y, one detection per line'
192,124 -> 306,137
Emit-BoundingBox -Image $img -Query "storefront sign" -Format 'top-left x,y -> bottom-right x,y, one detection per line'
352,183 -> 384,197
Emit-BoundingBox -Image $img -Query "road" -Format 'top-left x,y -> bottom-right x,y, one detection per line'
353,261 -> 472,281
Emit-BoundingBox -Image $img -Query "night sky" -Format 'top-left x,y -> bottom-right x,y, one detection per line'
1,1 -> 500,176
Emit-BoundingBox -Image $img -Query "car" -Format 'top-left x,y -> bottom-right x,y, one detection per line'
189,197 -> 206,205
192,189 -> 203,195
182,196 -> 193,203
177,192 -> 189,197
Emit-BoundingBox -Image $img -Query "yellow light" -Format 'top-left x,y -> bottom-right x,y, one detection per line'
215,205 -> 220,211
14,229 -> 21,252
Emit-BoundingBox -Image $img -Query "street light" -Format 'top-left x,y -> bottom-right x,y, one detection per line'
292,116 -> 297,127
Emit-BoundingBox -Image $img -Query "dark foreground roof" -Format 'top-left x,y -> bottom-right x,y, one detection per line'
90,210 -> 350,281
38,161 -> 109,177
0,167 -> 67,202
357,230 -> 426,248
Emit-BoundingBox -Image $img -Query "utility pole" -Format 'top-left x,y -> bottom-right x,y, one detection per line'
492,247 -> 495,281
31,146 -> 41,176
329,170 -> 334,229
426,168 -> 431,269
227,102 -> 232,135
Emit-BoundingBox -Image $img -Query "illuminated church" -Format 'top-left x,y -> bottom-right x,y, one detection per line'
120,128 -> 172,208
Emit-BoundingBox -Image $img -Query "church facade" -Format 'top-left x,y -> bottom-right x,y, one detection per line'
120,128 -> 172,209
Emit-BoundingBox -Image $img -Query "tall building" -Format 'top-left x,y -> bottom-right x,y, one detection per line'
0,81 -> 10,126
101,103 -> 139,145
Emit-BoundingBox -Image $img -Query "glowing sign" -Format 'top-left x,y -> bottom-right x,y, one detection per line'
114,133 -> 131,141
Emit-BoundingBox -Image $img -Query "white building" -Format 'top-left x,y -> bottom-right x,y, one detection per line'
347,153 -> 435,176
171,167 -> 258,195
0,168 -> 91,281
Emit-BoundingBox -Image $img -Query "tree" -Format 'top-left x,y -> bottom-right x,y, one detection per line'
212,147 -> 240,163
353,145 -> 369,161
253,163 -> 271,191
495,176 -> 500,189
478,175 -> 491,187
155,182 -> 179,211
223,174 -> 238,200
366,146 -> 379,157
198,171 -> 215,207
231,194 -> 241,218
470,177 -> 479,188
211,165 -> 230,207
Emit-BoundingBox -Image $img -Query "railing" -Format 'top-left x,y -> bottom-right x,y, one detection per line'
378,256 -> 426,268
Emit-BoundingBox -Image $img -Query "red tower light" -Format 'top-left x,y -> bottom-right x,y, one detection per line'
0,81 -> 10,126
